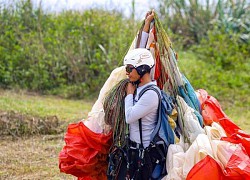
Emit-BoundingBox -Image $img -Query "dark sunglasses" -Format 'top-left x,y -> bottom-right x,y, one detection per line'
125,65 -> 135,73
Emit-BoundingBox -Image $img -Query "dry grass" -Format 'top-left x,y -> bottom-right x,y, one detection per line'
0,135 -> 75,180
0,89 -> 94,179
0,85 -> 249,179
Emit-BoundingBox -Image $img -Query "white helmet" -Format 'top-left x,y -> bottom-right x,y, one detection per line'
123,48 -> 154,68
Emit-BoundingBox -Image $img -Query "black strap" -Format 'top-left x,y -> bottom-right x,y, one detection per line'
138,85 -> 162,144
139,118 -> 143,148
137,84 -> 160,149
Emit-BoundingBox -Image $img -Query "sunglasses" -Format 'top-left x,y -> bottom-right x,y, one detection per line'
125,65 -> 135,73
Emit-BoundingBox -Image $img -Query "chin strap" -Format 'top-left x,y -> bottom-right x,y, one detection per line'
133,79 -> 141,86
132,69 -> 147,86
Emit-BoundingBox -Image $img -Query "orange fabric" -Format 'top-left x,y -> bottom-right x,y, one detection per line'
186,155 -> 224,180
59,121 -> 112,179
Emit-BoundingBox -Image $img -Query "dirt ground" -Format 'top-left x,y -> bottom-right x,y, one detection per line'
0,135 -> 76,180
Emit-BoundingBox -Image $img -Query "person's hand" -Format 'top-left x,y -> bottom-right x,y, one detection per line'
143,10 -> 154,33
145,10 -> 154,25
126,82 -> 136,95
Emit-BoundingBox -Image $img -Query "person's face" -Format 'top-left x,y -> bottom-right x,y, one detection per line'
125,65 -> 140,82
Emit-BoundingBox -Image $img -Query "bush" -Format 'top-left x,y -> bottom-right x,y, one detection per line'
185,30 -> 250,103
0,0 -> 138,98
194,30 -> 250,71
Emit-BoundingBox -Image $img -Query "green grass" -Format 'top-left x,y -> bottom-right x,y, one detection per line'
0,89 -> 94,123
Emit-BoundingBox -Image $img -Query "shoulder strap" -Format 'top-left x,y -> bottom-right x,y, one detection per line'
138,84 -> 162,144
138,119 -> 143,147
138,84 -> 159,99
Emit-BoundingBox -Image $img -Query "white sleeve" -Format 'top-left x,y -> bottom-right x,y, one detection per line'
139,31 -> 149,48
125,90 -> 159,124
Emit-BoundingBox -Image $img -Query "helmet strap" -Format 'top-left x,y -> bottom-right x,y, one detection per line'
133,78 -> 141,86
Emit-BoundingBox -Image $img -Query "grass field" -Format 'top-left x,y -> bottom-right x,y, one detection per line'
0,59 -> 249,179
0,89 -> 94,180
0,136 -> 75,180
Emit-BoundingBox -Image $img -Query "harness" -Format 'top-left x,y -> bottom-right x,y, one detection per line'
107,84 -> 167,180
126,86 -> 166,179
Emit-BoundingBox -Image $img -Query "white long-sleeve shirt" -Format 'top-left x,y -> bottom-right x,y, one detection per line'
125,81 -> 159,148
139,31 -> 149,48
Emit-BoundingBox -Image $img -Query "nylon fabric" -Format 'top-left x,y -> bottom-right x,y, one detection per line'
59,122 -> 112,179
176,95 -> 205,147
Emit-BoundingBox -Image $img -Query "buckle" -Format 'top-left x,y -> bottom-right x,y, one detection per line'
130,141 -> 141,149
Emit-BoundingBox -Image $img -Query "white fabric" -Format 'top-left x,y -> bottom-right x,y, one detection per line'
146,29 -> 157,81
164,134 -> 213,180
165,151 -> 185,180
146,30 -> 155,49
176,95 -> 205,148
129,31 -> 149,50
163,122 -> 239,180
211,122 -> 227,137
125,81 -> 159,147
83,66 -> 127,134
139,31 -> 149,48
182,134 -> 213,177
166,144 -> 184,173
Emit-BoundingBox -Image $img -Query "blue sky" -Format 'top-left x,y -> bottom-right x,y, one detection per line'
30,0 -> 159,20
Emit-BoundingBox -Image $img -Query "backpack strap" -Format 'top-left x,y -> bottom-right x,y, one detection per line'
139,118 -> 143,148
138,84 -> 162,144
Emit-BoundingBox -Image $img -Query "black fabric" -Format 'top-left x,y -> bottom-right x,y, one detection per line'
107,146 -> 128,180
130,141 -> 143,149
127,145 -> 165,180
107,143 -> 166,180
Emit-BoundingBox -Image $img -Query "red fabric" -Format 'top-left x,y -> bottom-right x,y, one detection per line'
224,144 -> 250,179
186,155 -> 224,180
152,26 -> 168,90
197,89 -> 241,136
221,130 -> 250,156
195,89 -> 250,179
187,153 -> 250,180
59,121 -> 112,179
219,118 -> 241,137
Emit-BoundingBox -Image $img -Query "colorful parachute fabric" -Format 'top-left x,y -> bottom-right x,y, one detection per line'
164,89 -> 250,180
58,66 -> 126,179
58,12 -> 249,180
59,121 -> 112,180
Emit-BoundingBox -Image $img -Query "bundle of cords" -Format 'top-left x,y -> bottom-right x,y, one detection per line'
103,78 -> 130,147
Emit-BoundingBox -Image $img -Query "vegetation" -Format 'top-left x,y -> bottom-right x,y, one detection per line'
0,0 -> 248,127
0,0 -> 249,178
157,0 -> 249,116
158,0 -> 250,47
0,0 -> 138,98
